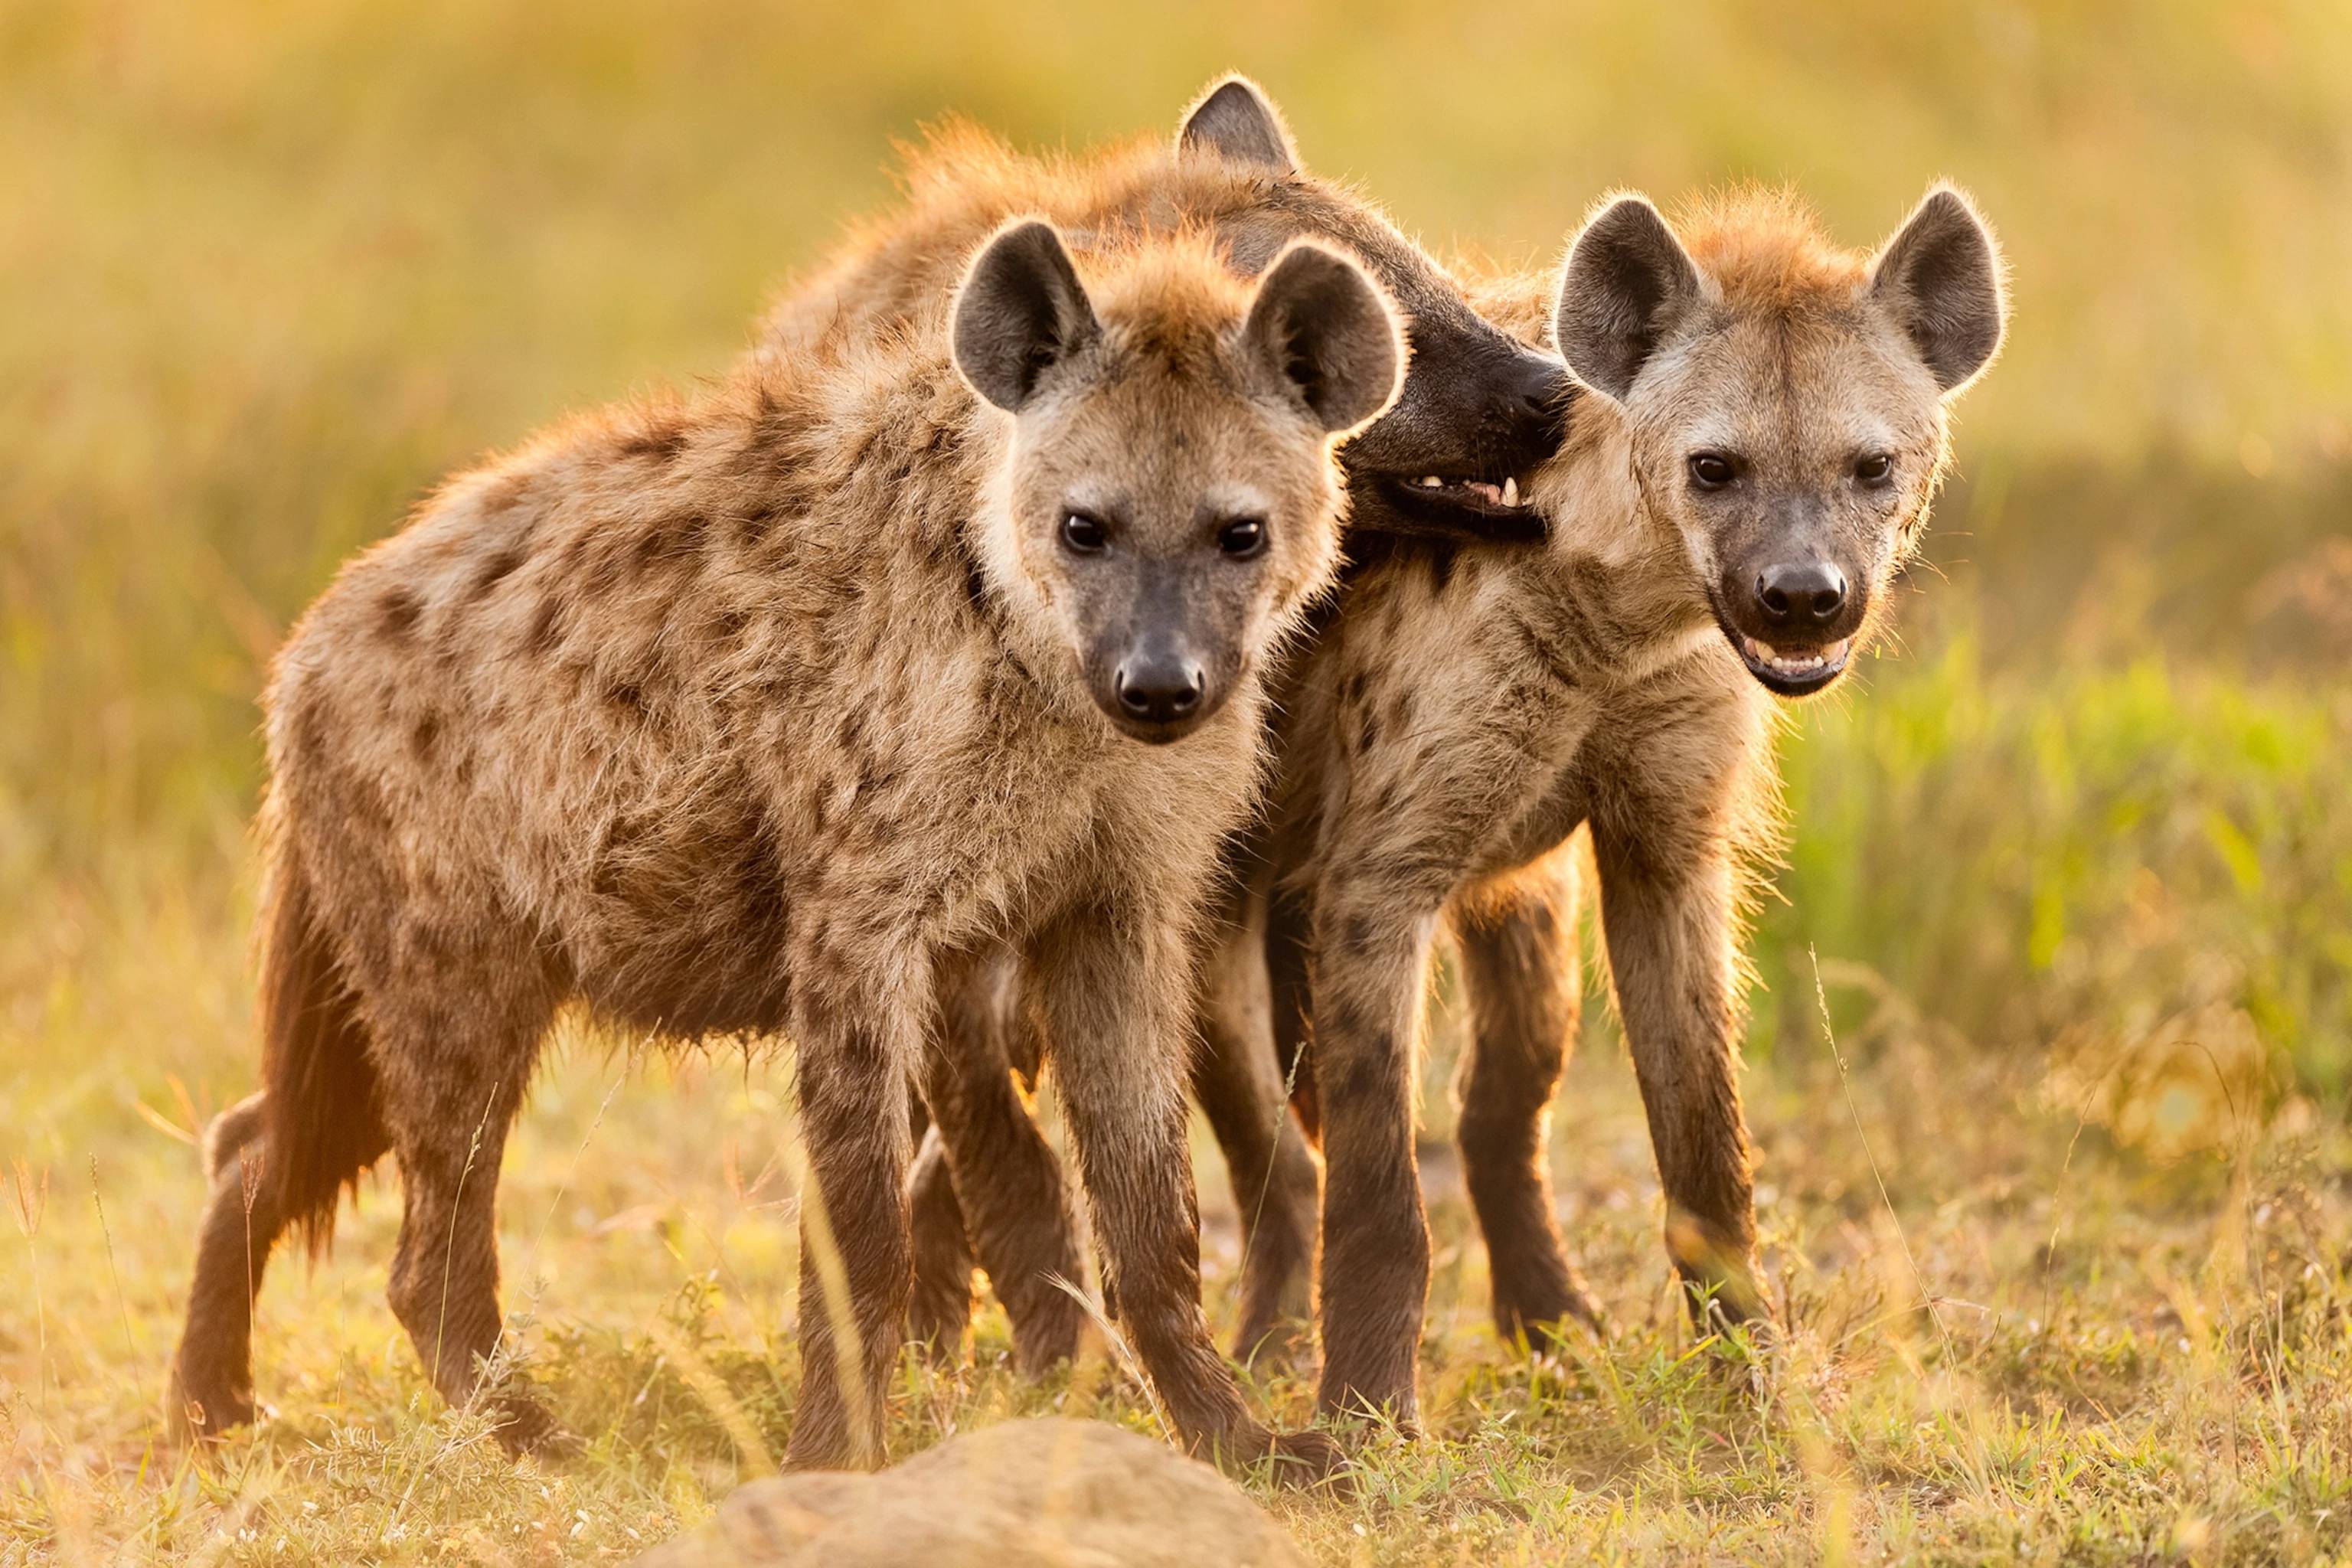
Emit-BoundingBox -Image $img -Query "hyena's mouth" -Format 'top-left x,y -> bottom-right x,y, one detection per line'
1370,472 -> 1545,544
1733,633 -> 1852,697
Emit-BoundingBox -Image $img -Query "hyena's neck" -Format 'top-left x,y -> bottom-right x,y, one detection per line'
1520,407 -> 1717,681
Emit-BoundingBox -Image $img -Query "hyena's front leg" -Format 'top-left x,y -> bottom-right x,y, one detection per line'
1308,876 -> 1444,1426
916,952 -> 1086,1374
376,1001 -> 563,1455
782,993 -> 913,1472
1589,827 -> 1763,1326
1027,899 -> 1337,1482
1452,855 -> 1605,1342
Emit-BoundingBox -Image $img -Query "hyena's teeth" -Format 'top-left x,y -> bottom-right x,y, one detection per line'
1420,475 -> 1444,488
1743,634 -> 1854,677
1501,476 -> 1520,506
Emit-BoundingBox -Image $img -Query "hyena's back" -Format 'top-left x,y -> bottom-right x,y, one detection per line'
267,368 -> 1028,1068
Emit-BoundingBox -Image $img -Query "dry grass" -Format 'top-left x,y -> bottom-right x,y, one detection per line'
5,1 -> 2350,1562
7,838 -> 2352,1563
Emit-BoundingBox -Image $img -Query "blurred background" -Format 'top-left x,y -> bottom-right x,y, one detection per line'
4,0 -> 2344,1127
2,4 -> 2349,1556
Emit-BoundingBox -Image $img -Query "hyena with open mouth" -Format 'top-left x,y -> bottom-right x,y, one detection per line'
1240,184 -> 2008,1422
167,215 -> 1404,1477
925,182 -> 2007,1422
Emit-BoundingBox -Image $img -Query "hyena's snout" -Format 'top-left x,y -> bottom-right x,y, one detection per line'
1717,539 -> 1870,699
1112,632 -> 1207,731
1091,616 -> 1226,743
1084,570 -> 1253,742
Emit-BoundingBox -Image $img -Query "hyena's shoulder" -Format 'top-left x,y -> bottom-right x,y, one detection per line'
1272,537 -> 1570,835
268,336 -> 993,840
1582,637 -> 1782,872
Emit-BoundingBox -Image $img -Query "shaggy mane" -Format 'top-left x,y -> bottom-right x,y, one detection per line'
1672,187 -> 1870,310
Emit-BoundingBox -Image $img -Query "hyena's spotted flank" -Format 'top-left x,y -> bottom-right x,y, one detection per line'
167,217 -> 1406,1478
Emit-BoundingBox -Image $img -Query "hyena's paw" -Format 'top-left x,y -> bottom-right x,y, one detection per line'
1197,1419 -> 1348,1491
488,1393 -> 579,1461
1257,1426 -> 1353,1494
166,1364 -> 258,1449
1687,1285 -> 1779,1401
1494,1270 -> 1607,1351
1001,1285 -> 1086,1379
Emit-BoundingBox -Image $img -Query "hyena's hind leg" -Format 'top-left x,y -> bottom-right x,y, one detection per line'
367,946 -> 564,1454
171,851 -> 391,1444
913,951 -> 1086,1375
1190,904 -> 1319,1364
905,1122 -> 979,1361
171,1095 -> 295,1438
1452,853 -> 1604,1346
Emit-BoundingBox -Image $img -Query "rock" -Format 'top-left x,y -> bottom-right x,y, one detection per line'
635,1417 -> 1308,1568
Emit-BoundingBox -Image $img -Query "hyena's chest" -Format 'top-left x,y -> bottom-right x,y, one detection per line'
1474,733 -> 1601,877
1321,579 -> 1608,886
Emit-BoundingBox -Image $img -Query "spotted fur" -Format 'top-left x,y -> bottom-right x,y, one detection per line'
926,187 -> 2007,1429
165,220 -> 1405,1480
799,77 -> 1576,1364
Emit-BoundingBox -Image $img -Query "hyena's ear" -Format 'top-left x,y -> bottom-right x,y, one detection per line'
1870,183 -> 2007,394
952,220 -> 1102,413
1243,240 -> 1406,436
1553,194 -> 1703,404
1178,75 -> 1298,175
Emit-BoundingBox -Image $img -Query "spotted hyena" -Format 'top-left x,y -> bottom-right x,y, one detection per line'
756,76 -> 1582,1370
166,216 -> 1406,1477
926,185 -> 2007,1422
1241,184 -> 2009,1421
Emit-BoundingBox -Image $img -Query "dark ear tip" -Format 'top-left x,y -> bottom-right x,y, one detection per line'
1263,237 -> 1351,282
1198,75 -> 1266,109
1571,194 -> 1676,264
1264,239 -> 1397,326
965,217 -> 1080,287
1178,74 -> 1297,172
988,217 -> 1064,257
1916,185 -> 2000,247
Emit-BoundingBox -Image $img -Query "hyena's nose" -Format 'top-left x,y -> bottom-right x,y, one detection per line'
1114,652 -> 1205,724
1754,561 -> 1847,626
1506,352 -> 1573,455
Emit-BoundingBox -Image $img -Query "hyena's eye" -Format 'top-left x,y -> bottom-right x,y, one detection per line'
1854,452 -> 1896,486
1687,452 -> 1738,490
1216,517 -> 1267,559
1059,510 -> 1110,554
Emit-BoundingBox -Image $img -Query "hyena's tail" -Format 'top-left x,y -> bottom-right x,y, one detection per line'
172,836 -> 389,1438
255,837 -> 390,1253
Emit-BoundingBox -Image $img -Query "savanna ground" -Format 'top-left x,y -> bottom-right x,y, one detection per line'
5,2 -> 2350,1563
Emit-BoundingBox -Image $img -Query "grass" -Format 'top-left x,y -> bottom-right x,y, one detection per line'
8,807 -> 2352,1563
5,0 -> 2350,1561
